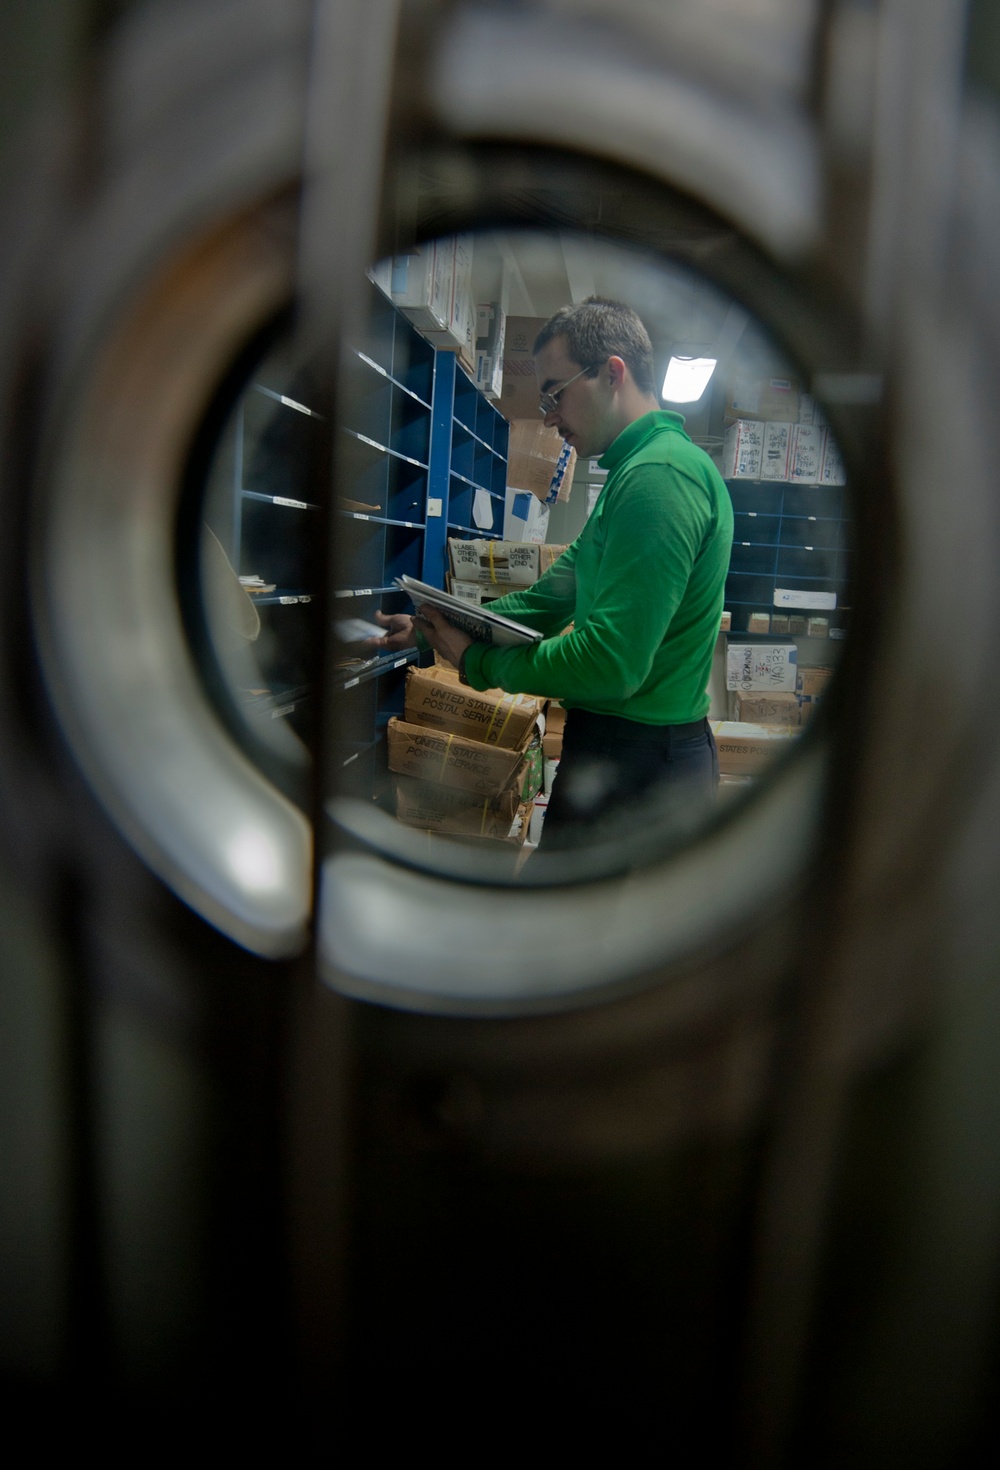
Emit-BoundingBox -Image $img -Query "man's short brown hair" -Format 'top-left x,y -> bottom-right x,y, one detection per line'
534,297 -> 656,396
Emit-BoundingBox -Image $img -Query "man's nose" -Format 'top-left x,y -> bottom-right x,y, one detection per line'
542,408 -> 560,429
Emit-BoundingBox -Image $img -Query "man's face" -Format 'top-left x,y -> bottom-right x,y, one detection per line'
534,336 -> 612,460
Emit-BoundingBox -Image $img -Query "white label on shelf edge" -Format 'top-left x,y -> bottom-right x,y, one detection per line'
342,751 -> 359,766
273,496 -> 308,509
270,704 -> 295,719
343,677 -> 360,689
334,590 -> 353,598
279,596 -> 299,604
393,658 -> 407,668
353,512 -> 370,520
427,498 -> 443,516
773,587 -> 837,610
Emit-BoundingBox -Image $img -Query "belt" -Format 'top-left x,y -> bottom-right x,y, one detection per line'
562,709 -> 709,746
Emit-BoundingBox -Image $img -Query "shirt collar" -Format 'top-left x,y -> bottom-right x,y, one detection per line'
597,409 -> 689,473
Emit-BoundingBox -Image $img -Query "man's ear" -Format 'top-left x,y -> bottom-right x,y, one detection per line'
607,355 -> 627,389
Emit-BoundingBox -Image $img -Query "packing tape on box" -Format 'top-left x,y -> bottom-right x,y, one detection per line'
438,732 -> 455,782
480,798 -> 490,836
483,692 -> 517,745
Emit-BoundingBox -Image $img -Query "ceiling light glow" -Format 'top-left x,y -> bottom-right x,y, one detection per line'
661,356 -> 717,403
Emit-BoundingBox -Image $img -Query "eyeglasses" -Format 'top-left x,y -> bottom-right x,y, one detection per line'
538,361 -> 603,415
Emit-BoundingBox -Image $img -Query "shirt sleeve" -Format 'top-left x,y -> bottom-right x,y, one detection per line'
463,464 -> 707,702
471,540 -> 579,637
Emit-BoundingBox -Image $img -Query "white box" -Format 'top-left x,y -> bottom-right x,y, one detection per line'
821,432 -> 847,485
726,641 -> 798,692
475,350 -> 503,400
773,587 -> 837,611
789,424 -> 826,483
476,301 -> 506,357
448,538 -> 540,586
760,421 -> 794,481
721,419 -> 765,479
503,488 -> 550,544
390,242 -> 452,333
367,257 -> 393,297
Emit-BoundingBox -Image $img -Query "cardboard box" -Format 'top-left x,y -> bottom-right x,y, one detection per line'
393,773 -> 523,838
724,375 -> 801,424
821,433 -> 847,485
387,718 -> 525,796
448,578 -> 487,605
507,420 -> 577,503
476,301 -> 506,358
503,488 -> 550,544
544,701 -> 566,734
499,316 -> 547,420
390,242 -> 451,333
475,350 -> 502,401
539,544 -> 570,576
448,538 -> 539,586
710,721 -> 800,775
732,691 -> 801,725
726,640 -> 798,692
404,665 -> 541,750
367,257 -> 393,297
760,421 -> 795,481
720,610 -> 732,632
790,424 -> 826,484
747,612 -> 771,634
796,666 -> 834,698
542,731 -> 563,761
721,418 -> 764,479
425,236 -> 476,367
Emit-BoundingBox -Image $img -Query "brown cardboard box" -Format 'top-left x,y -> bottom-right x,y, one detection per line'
443,802 -> 534,848
796,666 -> 834,698
539,543 -> 569,576
499,315 -> 547,420
724,374 -> 801,424
387,718 -> 525,796
507,420 -> 577,503
393,774 -> 523,838
542,731 -> 563,761
732,691 -> 801,725
544,701 -> 566,734
710,720 -> 799,775
404,665 -> 541,750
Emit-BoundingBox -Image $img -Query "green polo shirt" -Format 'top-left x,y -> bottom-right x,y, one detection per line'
462,410 -> 733,725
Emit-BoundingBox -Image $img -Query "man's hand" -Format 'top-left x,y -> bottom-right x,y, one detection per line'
412,605 -> 474,670
363,610 -> 417,653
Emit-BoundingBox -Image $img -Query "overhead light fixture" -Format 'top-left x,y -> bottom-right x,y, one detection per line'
661,355 -> 717,403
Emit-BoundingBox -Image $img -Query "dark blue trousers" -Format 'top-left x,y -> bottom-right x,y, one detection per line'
538,708 -> 719,853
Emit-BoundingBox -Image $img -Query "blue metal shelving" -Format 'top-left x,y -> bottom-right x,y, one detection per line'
724,476 -> 853,632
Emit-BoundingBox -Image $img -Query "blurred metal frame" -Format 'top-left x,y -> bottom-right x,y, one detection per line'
1,0 -> 999,1458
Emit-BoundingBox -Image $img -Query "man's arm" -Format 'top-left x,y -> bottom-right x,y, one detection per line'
467,542 -> 579,637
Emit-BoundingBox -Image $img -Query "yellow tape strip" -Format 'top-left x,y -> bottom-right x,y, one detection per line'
488,540 -> 497,583
495,697 -> 518,745
480,798 -> 489,836
483,692 -> 514,744
439,732 -> 454,782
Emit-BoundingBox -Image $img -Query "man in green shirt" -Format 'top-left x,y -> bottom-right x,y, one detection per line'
372,298 -> 733,852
